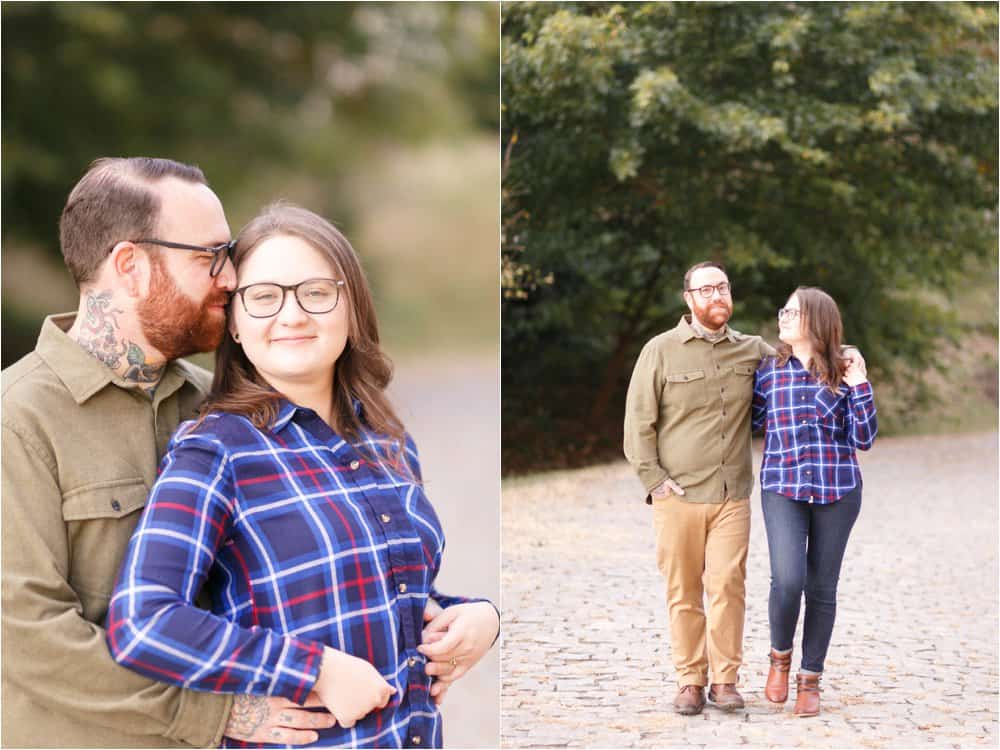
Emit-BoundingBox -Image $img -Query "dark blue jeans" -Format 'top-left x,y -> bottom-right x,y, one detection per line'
761,486 -> 862,673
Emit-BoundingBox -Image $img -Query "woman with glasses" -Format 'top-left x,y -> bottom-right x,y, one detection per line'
107,203 -> 499,748
751,287 -> 877,718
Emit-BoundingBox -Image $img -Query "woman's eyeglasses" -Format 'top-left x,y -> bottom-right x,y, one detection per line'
233,278 -> 346,318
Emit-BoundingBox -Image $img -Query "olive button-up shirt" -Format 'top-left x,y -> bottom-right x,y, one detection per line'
2,313 -> 232,748
624,315 -> 775,504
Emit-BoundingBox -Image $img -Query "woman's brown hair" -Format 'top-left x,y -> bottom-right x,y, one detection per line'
776,286 -> 848,393
202,202 -> 410,473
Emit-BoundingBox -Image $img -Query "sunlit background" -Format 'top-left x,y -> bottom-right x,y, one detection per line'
2,3 -> 499,745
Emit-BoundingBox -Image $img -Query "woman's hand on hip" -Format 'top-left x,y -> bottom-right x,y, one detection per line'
418,601 -> 499,690
313,647 -> 396,728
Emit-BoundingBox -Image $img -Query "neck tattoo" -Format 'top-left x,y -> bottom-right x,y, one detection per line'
689,316 -> 727,343
73,290 -> 166,395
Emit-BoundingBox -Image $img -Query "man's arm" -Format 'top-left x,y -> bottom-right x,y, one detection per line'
623,341 -> 670,497
1,422 -> 231,747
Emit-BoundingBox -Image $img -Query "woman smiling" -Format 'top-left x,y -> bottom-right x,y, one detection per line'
107,203 -> 499,748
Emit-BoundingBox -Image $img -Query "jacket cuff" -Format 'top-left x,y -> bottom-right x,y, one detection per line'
166,689 -> 233,748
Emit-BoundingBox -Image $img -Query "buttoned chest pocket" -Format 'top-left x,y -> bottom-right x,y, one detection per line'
663,369 -> 708,409
61,480 -> 149,622
815,387 -> 848,432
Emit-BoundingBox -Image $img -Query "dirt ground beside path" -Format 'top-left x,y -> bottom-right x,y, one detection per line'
501,431 -> 999,748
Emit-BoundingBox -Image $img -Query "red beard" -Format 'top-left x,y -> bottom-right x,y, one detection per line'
691,299 -> 732,330
138,255 -> 229,361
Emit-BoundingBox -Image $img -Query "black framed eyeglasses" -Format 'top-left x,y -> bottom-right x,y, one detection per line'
686,282 -> 731,299
122,238 -> 236,277
233,278 -> 346,318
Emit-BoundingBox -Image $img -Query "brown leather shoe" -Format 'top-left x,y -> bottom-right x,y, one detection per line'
793,672 -> 821,717
707,683 -> 745,711
764,649 -> 792,703
672,685 -> 706,715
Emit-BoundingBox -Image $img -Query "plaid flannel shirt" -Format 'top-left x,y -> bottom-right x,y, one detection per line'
752,356 -> 877,503
107,399 -> 480,748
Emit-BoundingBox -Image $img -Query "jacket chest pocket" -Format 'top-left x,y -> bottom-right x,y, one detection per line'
663,369 -> 708,408
61,480 -> 149,621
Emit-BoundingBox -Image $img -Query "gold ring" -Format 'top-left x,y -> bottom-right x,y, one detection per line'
450,658 -> 458,667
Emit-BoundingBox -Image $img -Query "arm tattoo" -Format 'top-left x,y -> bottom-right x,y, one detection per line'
225,694 -> 270,740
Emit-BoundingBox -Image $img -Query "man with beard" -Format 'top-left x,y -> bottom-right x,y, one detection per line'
2,157 -> 334,747
623,261 -> 772,717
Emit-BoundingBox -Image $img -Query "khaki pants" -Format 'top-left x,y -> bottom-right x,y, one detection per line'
652,495 -> 750,687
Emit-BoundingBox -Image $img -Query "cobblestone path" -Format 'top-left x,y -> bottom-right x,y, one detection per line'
501,432 -> 999,748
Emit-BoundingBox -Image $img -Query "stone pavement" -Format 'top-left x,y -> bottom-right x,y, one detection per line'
501,432 -> 999,748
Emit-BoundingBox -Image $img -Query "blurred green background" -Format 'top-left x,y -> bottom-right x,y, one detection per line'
502,1 -> 998,474
3,1 -> 498,363
3,3 -> 500,746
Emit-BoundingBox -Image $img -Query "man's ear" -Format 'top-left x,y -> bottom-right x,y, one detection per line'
109,241 -> 149,298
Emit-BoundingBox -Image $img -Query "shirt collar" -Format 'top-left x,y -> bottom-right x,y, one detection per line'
269,395 -> 364,433
35,312 -> 205,405
678,314 -> 740,343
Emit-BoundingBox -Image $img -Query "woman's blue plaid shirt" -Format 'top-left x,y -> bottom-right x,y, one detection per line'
752,355 -> 877,503
107,399 -> 481,748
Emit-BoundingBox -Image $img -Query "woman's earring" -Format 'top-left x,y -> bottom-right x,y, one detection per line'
233,332 -> 240,343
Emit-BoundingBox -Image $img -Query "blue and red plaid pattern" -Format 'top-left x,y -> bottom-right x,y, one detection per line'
107,399 -> 478,748
752,356 -> 877,503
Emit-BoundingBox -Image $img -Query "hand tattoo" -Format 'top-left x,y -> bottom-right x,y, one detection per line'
225,695 -> 270,740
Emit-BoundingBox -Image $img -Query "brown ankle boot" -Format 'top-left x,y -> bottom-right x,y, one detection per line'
793,672 -> 821,717
764,649 -> 792,703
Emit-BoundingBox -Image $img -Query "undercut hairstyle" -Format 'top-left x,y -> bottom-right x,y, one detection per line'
776,286 -> 847,393
59,157 -> 207,287
683,261 -> 727,292
204,202 -> 412,476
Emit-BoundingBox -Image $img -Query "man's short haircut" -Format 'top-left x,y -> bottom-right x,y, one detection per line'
59,157 -> 207,287
683,261 -> 727,292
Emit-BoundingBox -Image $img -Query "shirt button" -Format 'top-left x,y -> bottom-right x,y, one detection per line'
350,460 -> 360,470
399,583 -> 408,594
408,656 -> 418,667
380,514 -> 391,523
110,499 -> 121,512
412,738 -> 422,746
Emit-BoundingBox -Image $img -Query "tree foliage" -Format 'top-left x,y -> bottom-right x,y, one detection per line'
502,2 -> 998,471
3,2 -> 499,254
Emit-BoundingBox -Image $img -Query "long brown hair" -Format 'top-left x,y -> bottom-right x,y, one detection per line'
776,286 -> 847,393
202,202 -> 410,473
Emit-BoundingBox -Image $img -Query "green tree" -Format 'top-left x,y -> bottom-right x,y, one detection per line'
502,1 -> 998,472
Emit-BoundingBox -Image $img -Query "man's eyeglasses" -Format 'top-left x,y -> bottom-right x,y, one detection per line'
777,308 -> 801,322
686,282 -> 731,299
114,239 -> 236,277
233,278 -> 346,318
